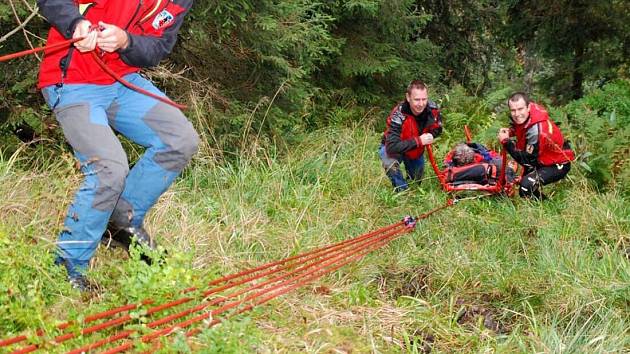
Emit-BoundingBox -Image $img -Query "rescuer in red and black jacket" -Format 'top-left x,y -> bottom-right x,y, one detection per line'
37,0 -> 199,292
38,0 -> 192,87
379,80 -> 443,191
498,92 -> 575,199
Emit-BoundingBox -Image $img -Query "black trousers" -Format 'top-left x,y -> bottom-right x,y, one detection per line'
520,163 -> 571,198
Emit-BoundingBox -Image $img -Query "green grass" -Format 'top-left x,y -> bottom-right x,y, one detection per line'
0,122 -> 628,353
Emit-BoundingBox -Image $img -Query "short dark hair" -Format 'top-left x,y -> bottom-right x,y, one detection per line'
508,92 -> 530,106
407,80 -> 428,95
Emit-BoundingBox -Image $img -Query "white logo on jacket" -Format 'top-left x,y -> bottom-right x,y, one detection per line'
152,9 -> 174,30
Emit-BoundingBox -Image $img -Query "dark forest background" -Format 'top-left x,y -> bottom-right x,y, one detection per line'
1,0 -> 629,191
1,3 -> 629,351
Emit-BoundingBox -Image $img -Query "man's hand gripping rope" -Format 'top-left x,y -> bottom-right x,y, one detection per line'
0,22 -> 187,110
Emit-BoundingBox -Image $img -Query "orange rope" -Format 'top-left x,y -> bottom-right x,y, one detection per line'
0,174 -> 455,352
0,38 -> 80,62
0,35 -> 187,110
90,52 -> 187,110
1,221 -> 405,351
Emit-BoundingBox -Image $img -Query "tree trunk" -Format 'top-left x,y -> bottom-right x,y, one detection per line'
571,42 -> 584,99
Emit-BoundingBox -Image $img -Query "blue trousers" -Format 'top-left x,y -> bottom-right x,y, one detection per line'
42,74 -> 199,276
378,144 -> 425,191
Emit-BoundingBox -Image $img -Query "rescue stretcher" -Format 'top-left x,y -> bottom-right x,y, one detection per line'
426,126 -> 520,195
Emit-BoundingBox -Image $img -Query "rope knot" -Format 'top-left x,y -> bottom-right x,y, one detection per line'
402,215 -> 416,229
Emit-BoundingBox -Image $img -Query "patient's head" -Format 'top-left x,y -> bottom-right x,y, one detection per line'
452,143 -> 475,166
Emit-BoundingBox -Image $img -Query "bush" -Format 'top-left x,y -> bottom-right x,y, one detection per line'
563,80 -> 630,195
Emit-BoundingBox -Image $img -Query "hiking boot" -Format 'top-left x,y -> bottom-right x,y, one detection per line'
102,224 -> 165,265
103,223 -> 156,250
68,273 -> 98,292
55,256 -> 97,293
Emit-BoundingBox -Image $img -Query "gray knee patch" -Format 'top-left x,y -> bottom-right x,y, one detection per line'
53,102 -> 129,211
143,102 -> 199,171
91,159 -> 129,211
153,129 -> 199,171
106,100 -> 121,127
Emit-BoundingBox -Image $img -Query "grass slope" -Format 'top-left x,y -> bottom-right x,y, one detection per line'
0,124 -> 628,353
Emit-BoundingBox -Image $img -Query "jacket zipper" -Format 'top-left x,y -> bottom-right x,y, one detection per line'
124,0 -> 144,30
60,3 -> 96,80
138,0 -> 169,25
135,0 -> 170,33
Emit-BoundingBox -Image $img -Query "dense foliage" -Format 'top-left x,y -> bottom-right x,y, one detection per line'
0,87 -> 628,350
2,1 -> 628,146
0,1 -> 629,352
1,0 -> 628,209
505,0 -> 630,101
563,80 -> 630,195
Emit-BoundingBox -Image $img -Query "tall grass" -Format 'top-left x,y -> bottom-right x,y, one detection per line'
0,110 -> 628,352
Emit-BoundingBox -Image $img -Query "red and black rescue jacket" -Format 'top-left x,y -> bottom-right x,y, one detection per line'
382,100 -> 443,160
37,0 -> 192,88
505,103 -> 575,166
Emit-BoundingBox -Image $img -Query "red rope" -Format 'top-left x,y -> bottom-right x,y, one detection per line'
102,202 -> 454,353
6,223 -> 406,352
464,125 -> 472,143
103,226 -> 413,354
90,52 -> 187,110
66,224 -> 409,353
0,36 -> 186,110
152,227 -> 407,327
1,221 -> 404,351
204,220 -> 405,287
0,38 -> 81,62
3,201 -> 454,353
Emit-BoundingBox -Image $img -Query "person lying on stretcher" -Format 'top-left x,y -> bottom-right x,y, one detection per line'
443,143 -> 516,185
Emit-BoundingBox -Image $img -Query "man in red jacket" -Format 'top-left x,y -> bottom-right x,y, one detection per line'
37,0 -> 198,291
498,92 -> 574,198
379,80 -> 443,192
